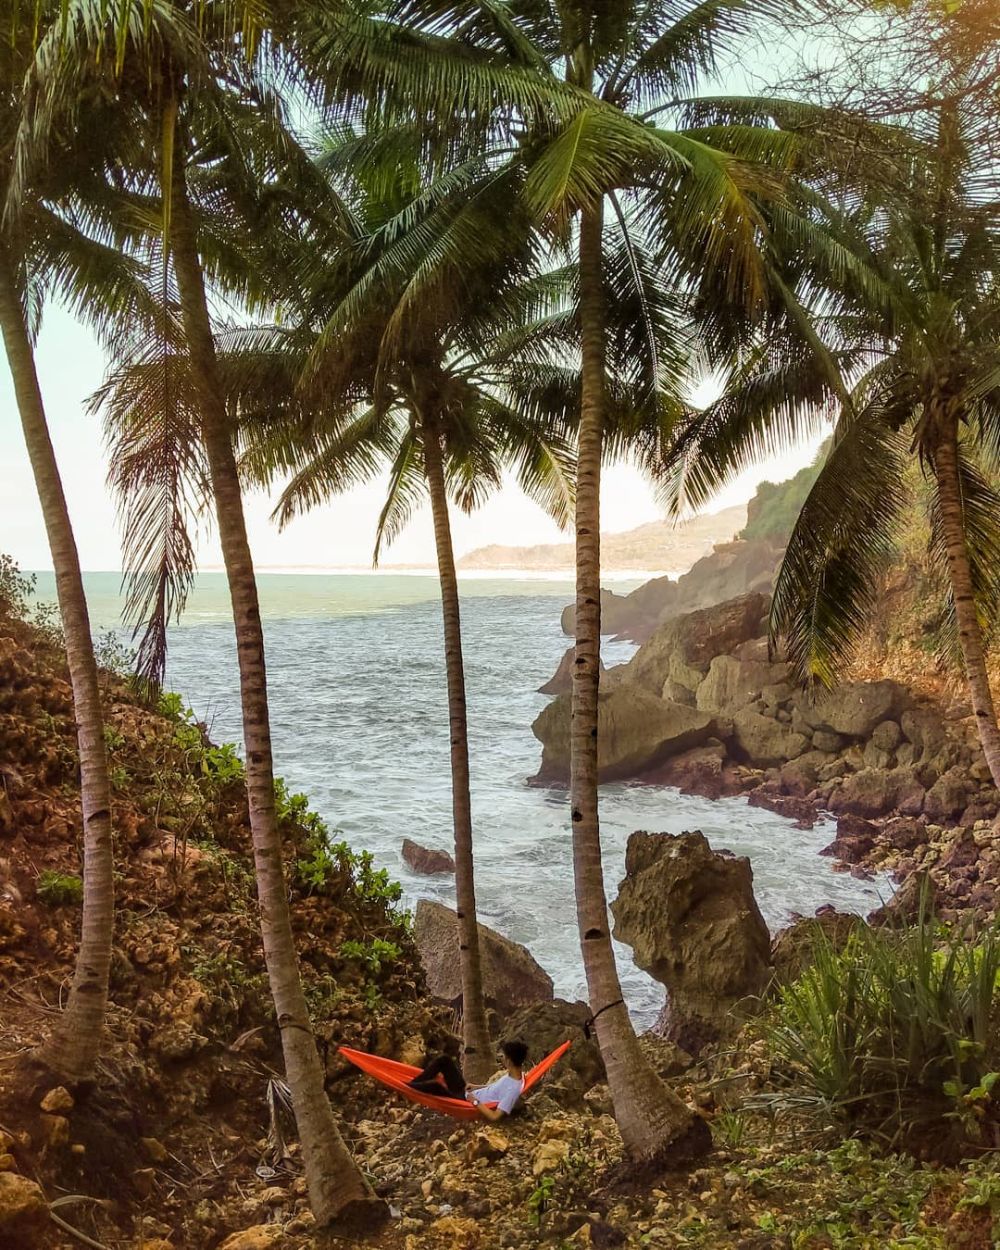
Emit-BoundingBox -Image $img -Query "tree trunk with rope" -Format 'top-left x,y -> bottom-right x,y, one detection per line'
930,415 -> 1000,796
168,131 -> 386,1232
573,202 -> 710,1161
420,407 -> 494,1084
0,242 -> 115,1086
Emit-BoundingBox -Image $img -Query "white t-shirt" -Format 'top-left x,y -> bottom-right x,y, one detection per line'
467,1073 -> 524,1115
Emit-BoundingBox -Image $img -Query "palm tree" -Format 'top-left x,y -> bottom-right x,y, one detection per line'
0,12 -> 163,1084
665,90 -> 1000,793
17,1 -> 386,1227
317,0 -> 857,1161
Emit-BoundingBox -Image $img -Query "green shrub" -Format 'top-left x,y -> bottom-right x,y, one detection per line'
759,885 -> 1000,1152
36,871 -> 84,906
0,554 -> 35,619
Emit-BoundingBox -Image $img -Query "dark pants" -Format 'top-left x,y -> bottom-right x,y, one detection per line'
409,1055 -> 466,1100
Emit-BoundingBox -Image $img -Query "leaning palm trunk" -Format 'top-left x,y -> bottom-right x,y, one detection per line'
930,416 -> 1000,793
168,139 -> 385,1231
0,242 -> 114,1084
420,410 -> 494,1083
573,205 -> 710,1161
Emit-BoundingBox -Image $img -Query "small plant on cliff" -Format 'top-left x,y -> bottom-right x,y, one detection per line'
760,891 -> 1000,1153
339,938 -> 402,976
36,871 -> 84,907
0,554 -> 35,618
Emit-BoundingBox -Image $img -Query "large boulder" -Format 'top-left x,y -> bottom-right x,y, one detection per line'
401,839 -> 456,875
828,767 -> 925,818
770,911 -> 866,987
413,900 -> 553,1015
696,654 -> 792,714
498,1000 -> 604,1105
531,684 -> 715,783
625,593 -> 770,697
610,831 -> 772,1053
799,680 -> 911,739
730,709 -> 809,767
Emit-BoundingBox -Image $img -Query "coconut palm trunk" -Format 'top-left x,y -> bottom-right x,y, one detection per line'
0,242 -> 114,1085
573,203 -> 709,1160
167,138 -> 385,1231
419,408 -> 494,1083
930,415 -> 1000,792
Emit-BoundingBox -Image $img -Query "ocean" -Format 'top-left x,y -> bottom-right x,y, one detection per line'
33,570 -> 887,1029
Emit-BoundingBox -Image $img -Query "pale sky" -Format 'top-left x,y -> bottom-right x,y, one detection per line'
0,304 -> 823,572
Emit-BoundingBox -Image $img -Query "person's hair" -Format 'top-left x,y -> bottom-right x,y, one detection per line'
502,1039 -> 528,1066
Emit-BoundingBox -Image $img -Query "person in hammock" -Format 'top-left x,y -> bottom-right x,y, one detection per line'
408,1039 -> 528,1122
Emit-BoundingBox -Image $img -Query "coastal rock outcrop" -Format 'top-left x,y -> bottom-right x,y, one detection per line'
413,900 -> 554,1015
401,839 -> 456,875
610,831 -> 772,1054
531,686 -> 716,783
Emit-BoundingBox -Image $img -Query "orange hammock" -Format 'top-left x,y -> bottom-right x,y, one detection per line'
338,1040 -> 572,1121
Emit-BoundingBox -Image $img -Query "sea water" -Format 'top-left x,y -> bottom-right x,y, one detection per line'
36,570 -> 889,1029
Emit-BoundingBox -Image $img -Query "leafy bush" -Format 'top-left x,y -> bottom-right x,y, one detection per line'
759,887 -> 1000,1153
36,871 -> 84,906
0,554 -> 35,618
340,937 -> 402,975
94,630 -> 136,680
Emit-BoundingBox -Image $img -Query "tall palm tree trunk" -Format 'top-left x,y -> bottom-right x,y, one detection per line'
168,142 -> 385,1232
0,242 -> 114,1085
419,410 -> 494,1083
573,204 -> 709,1161
931,417 -> 1000,793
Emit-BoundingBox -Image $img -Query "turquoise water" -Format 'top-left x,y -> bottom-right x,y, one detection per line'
32,570 -> 887,1028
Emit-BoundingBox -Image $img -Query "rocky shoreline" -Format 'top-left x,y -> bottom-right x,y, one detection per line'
533,537 -> 1000,927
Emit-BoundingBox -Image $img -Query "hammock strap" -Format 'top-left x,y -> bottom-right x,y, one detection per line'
583,998 -> 625,1039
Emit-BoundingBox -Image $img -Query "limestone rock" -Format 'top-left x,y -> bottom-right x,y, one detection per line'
532,1139 -> 570,1175
648,740 -> 728,798
871,720 -> 903,751
828,768 -> 925,819
695,654 -> 791,714
498,999 -> 604,1100
466,1130 -> 509,1162
923,767 -> 974,822
820,815 -> 879,864
800,681 -> 910,739
413,899 -> 553,1014
39,1086 -> 73,1113
730,709 -> 809,767
401,839 -> 456,876
770,911 -> 865,986
611,831 -> 772,1053
626,592 -> 769,696
0,1172 -> 47,1246
532,685 -> 715,783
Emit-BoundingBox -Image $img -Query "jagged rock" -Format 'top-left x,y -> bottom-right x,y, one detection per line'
466,1130 -> 509,1162
532,1139 -> 570,1175
828,768 -> 925,818
401,839 -> 455,876
730,710 -> 809,767
695,655 -> 791,714
812,729 -> 844,754
900,707 -> 950,760
610,831 -> 772,1053
647,740 -> 728,798
39,1086 -> 73,1113
923,767 -> 975,822
820,815 -> 879,864
531,685 -> 715,783
413,899 -> 553,1015
637,1032 -> 693,1078
799,681 -> 911,739
881,816 -> 926,852
871,720 -> 903,751
626,593 -> 770,696
0,1172 -> 47,1246
538,647 -> 604,696
770,911 -> 865,986
779,751 -> 830,797
498,999 -> 604,1101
